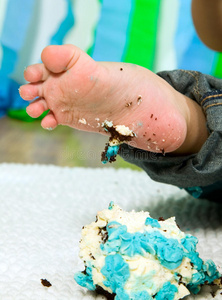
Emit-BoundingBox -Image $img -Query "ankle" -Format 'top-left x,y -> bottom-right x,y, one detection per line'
173,95 -> 208,155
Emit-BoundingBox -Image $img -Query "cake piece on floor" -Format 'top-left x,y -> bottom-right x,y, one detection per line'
74,203 -> 222,300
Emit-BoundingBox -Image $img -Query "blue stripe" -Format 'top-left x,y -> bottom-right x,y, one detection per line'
50,0 -> 75,45
174,0 -> 216,74
174,0 -> 194,67
0,0 -> 35,73
91,0 -> 133,61
0,0 -> 35,116
180,34 -> 216,74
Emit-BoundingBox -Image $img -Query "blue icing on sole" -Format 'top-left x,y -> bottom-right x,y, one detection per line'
102,145 -> 120,164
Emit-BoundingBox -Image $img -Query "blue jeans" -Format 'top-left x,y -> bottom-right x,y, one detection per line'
119,70 -> 222,202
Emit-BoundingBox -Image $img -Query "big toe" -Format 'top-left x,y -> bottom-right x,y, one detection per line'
41,44 -> 81,74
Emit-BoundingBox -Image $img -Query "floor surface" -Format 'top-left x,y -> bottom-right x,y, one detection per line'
0,116 -> 138,169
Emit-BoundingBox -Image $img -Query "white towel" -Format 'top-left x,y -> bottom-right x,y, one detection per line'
0,163 -> 221,300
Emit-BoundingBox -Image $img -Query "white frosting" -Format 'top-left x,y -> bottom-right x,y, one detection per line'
114,125 -> 134,137
102,120 -> 135,146
78,118 -> 87,124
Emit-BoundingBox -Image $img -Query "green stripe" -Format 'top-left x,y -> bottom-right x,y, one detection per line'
87,0 -> 103,57
86,29 -> 97,57
123,0 -> 161,70
7,109 -> 49,122
213,52 -> 222,79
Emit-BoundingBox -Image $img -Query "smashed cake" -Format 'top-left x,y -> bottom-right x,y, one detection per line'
101,121 -> 135,164
74,203 -> 222,299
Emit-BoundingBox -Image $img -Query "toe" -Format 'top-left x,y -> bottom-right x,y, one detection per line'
19,83 -> 43,101
41,44 -> 81,73
41,111 -> 58,130
24,63 -> 50,83
26,98 -> 49,118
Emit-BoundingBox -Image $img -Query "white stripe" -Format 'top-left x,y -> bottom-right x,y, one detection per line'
28,0 -> 67,63
12,0 -> 67,83
0,0 -> 8,66
154,0 -> 179,73
64,0 -> 101,52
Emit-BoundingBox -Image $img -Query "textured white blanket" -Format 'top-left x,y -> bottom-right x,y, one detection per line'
0,163 -> 221,300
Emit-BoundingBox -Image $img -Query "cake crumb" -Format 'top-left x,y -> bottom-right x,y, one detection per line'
125,102 -> 132,107
137,95 -> 142,105
41,279 -> 52,287
78,118 -> 87,125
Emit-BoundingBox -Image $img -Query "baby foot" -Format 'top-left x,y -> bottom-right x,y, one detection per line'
19,44 -> 205,154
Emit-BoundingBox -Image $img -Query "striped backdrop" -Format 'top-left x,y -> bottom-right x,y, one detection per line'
0,0 -> 221,119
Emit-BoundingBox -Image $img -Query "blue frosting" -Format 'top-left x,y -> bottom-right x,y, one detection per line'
204,259 -> 219,277
187,259 -> 221,294
102,145 -> 119,164
131,271 -> 156,292
129,291 -> 153,300
101,221 -> 184,269
181,235 -> 203,271
102,256 -> 154,300
114,288 -> 131,300
181,235 -> 198,252
155,282 -> 178,300
187,283 -> 201,295
145,217 -> 160,228
101,254 -> 130,293
108,201 -> 114,210
156,238 -> 184,270
185,186 -> 203,198
74,262 -> 96,291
